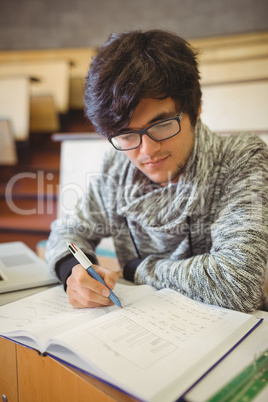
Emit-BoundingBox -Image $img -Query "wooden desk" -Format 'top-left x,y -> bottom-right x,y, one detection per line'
189,31 -> 268,63
0,76 -> 30,141
0,337 -> 17,401
0,59 -> 70,114
0,47 -> 97,110
0,120 -> 17,165
1,310 -> 267,402
190,31 -> 268,133
0,336 -> 137,402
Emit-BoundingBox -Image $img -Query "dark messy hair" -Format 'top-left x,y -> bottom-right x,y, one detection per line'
84,29 -> 201,137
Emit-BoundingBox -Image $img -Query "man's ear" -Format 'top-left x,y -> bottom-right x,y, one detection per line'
197,104 -> 202,120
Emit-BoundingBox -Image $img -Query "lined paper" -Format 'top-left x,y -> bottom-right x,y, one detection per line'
48,289 -> 260,401
0,284 -> 261,401
0,283 -> 155,350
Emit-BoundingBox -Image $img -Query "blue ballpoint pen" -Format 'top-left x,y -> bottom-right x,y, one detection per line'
66,242 -> 122,308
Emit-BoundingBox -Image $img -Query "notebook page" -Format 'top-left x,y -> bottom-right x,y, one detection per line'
176,309 -> 268,401
49,288 -> 261,402
0,282 -> 155,352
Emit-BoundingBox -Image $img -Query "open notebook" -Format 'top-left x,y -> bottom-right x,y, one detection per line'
0,283 -> 262,402
0,241 -> 58,293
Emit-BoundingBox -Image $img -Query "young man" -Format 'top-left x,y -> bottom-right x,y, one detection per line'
46,29 -> 268,312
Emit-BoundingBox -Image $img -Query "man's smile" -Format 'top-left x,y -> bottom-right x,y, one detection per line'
141,155 -> 170,169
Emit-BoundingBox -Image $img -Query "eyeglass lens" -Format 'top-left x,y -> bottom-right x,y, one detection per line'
112,119 -> 180,150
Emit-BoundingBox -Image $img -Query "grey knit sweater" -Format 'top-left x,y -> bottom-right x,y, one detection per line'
46,120 -> 268,312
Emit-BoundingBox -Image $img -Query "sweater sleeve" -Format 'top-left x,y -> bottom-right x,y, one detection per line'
55,253 -> 98,291
134,138 -> 268,313
45,157 -> 114,276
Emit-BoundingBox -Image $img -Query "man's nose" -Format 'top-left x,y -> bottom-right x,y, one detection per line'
139,134 -> 161,155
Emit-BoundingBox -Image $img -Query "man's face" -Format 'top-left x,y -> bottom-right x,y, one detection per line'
123,97 -> 196,187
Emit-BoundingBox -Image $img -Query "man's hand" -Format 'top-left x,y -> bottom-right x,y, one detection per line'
66,264 -> 119,308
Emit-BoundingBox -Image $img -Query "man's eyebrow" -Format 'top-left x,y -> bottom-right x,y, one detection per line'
121,111 -> 176,132
149,112 -> 175,124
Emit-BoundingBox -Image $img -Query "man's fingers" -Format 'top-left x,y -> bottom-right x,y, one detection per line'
70,265 -> 107,295
96,265 -> 118,290
68,289 -> 113,308
66,264 -> 117,308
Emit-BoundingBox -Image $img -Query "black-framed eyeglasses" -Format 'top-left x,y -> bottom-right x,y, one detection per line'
108,111 -> 183,151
